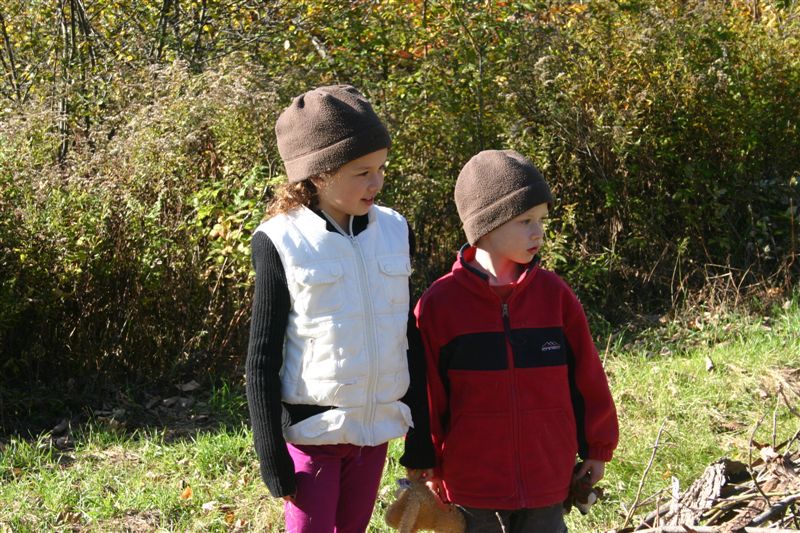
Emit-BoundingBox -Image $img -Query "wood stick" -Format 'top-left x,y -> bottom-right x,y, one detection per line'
625,527 -> 799,533
748,412 -> 772,506
702,506 -> 724,525
621,419 -> 668,530
747,492 -> 800,527
632,505 -> 669,530
772,393 -> 779,448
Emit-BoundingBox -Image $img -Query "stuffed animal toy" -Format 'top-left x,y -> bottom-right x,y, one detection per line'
563,464 -> 604,515
384,478 -> 466,533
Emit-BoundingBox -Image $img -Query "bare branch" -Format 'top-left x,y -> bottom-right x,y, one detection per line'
621,418 -> 669,530
0,10 -> 21,101
748,412 -> 772,507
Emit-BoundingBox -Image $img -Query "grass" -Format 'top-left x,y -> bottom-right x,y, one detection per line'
1,299 -> 799,532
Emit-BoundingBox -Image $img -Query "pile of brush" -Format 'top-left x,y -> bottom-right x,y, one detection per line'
617,432 -> 800,532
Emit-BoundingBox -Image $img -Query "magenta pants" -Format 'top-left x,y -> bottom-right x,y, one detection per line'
284,442 -> 388,533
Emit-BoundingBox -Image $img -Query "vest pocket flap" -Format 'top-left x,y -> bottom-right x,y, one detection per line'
294,262 -> 343,285
378,257 -> 411,276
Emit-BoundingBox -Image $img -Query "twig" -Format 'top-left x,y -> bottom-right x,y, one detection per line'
621,419 -> 668,530
602,332 -> 613,367
748,493 -> 800,527
778,386 -> 800,418
783,427 -> 800,453
633,504 -> 669,531
748,412 -> 772,507
702,503 -> 726,525
773,393 -> 779,448
627,527 -> 799,532
654,490 -> 661,529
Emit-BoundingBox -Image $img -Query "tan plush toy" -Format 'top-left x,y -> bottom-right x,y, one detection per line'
384,478 -> 466,533
563,463 -> 604,515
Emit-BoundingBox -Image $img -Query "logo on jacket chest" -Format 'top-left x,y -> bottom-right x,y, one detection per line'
541,340 -> 562,352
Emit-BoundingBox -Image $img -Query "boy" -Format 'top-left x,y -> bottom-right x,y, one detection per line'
414,150 -> 619,532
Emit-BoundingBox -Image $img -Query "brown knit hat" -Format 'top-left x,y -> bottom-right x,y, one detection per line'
275,85 -> 391,183
455,150 -> 553,245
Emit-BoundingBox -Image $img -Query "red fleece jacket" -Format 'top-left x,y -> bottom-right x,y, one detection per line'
415,247 -> 618,510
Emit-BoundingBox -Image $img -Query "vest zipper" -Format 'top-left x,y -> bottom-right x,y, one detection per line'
351,236 -> 379,443
322,211 -> 380,444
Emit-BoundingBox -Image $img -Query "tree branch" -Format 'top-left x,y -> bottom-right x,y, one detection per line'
0,10 -> 21,101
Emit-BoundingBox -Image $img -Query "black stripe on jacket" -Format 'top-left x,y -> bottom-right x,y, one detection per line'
438,326 -> 589,458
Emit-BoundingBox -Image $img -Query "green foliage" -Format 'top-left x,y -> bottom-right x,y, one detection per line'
0,59 -> 283,389
1,0 -> 799,391
207,382 -> 249,425
504,0 -> 800,308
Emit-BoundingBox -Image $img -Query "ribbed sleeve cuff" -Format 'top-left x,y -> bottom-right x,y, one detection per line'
261,454 -> 296,498
398,431 -> 436,470
588,446 -> 615,462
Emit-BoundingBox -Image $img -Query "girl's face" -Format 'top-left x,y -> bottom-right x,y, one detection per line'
315,148 -> 388,229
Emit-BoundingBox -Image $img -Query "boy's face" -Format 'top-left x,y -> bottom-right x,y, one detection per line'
315,148 -> 387,228
478,203 -> 549,265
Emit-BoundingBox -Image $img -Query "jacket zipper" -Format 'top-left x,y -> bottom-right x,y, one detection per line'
502,302 -> 527,506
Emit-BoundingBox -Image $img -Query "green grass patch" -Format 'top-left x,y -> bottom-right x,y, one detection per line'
1,302 -> 798,532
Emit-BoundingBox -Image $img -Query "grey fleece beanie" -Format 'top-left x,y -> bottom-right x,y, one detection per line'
455,150 -> 553,245
275,85 -> 391,183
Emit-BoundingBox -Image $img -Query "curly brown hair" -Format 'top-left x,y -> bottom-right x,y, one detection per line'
264,178 -> 321,220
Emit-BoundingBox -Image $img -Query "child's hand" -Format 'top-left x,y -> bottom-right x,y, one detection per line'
425,477 -> 450,510
405,468 -> 434,481
566,462 -> 605,515
574,459 -> 605,485
405,468 -> 449,510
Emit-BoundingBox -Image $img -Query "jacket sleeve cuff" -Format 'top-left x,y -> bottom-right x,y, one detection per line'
398,430 -> 437,470
587,446 -> 615,462
262,461 -> 296,498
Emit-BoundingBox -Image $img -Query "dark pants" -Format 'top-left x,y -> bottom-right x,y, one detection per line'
460,503 -> 568,533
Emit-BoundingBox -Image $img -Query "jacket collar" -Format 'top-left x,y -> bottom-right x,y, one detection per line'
453,243 -> 541,298
290,205 -> 372,238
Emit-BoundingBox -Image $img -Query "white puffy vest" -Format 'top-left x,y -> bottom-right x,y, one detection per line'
256,205 -> 412,446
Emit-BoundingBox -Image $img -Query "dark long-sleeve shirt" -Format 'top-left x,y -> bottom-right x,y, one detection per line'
245,210 -> 435,497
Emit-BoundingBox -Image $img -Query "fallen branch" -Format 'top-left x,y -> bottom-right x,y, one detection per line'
747,492 -> 800,527
624,527 -> 798,533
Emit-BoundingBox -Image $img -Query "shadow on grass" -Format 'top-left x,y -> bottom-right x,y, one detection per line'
0,375 -> 251,447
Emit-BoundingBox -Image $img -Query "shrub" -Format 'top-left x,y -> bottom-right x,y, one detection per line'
1,0 -> 798,407
0,60 -> 283,392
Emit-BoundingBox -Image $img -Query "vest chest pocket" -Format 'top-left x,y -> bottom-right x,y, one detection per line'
377,257 -> 411,307
291,262 -> 345,317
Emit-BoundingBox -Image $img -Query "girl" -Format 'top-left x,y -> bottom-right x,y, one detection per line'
246,85 -> 434,533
